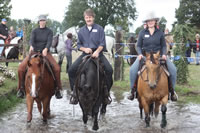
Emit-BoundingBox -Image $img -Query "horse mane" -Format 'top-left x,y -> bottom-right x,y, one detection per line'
150,52 -> 156,64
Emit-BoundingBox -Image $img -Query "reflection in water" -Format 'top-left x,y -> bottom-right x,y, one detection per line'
0,90 -> 200,133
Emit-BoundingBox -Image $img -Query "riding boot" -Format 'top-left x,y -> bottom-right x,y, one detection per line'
17,71 -> 25,98
128,87 -> 135,100
103,84 -> 112,105
55,88 -> 63,99
169,87 -> 178,101
69,86 -> 78,105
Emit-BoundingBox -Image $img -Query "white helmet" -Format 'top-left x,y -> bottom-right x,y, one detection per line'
143,12 -> 159,23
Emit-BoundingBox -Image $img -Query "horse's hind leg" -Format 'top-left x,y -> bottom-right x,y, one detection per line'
154,101 -> 160,118
138,98 -> 143,119
100,104 -> 107,115
36,100 -> 42,114
149,103 -> 154,116
92,112 -> 99,131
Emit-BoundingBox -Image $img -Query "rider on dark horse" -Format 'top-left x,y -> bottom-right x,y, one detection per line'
69,8 -> 113,105
17,15 -> 62,99
128,12 -> 178,101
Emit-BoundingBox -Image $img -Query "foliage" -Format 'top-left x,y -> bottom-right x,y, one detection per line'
63,0 -> 137,30
175,0 -> 200,28
0,0 -> 12,20
135,25 -> 143,35
158,17 -> 167,32
172,24 -> 198,84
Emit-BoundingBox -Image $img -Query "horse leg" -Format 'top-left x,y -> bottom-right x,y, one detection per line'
82,113 -> 88,125
42,97 -> 49,123
141,97 -> 150,127
92,112 -> 99,131
26,94 -> 34,123
58,54 -> 64,68
100,104 -> 107,115
138,97 -> 143,119
36,99 -> 42,114
154,101 -> 160,118
160,95 -> 168,128
149,103 -> 154,116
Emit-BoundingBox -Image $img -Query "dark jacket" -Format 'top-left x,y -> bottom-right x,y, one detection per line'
137,28 -> 166,55
0,23 -> 8,40
77,23 -> 106,52
30,27 -> 53,52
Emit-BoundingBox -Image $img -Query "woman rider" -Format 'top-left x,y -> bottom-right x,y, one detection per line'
128,12 -> 178,101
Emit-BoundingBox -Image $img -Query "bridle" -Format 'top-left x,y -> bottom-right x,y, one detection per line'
139,57 -> 163,86
27,53 -> 45,96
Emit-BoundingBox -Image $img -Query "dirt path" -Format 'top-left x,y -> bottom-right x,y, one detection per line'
0,90 -> 200,133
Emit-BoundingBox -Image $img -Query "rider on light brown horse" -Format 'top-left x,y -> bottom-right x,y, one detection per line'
17,15 -> 62,99
128,12 -> 178,101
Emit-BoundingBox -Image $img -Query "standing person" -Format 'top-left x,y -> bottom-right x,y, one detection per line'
128,12 -> 178,101
0,18 -> 8,55
193,34 -> 200,65
185,39 -> 192,64
9,26 -> 16,39
68,8 -> 113,105
65,33 -> 76,73
16,27 -> 23,38
17,15 -> 62,99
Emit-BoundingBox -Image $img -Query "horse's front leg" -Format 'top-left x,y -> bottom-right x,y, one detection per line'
26,94 -> 34,123
160,95 -> 168,128
42,97 -> 50,122
35,99 -> 42,114
141,97 -> 150,127
92,112 -> 99,131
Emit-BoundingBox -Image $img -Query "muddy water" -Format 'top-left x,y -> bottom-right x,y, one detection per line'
0,90 -> 200,133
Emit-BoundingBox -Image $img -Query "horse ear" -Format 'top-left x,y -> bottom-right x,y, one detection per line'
155,51 -> 160,57
146,52 -> 150,58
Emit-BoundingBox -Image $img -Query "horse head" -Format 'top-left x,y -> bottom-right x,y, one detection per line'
77,57 -> 101,114
145,51 -> 161,89
26,53 -> 44,98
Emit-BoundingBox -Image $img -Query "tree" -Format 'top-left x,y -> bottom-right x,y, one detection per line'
175,0 -> 200,28
135,25 -> 144,35
158,17 -> 167,32
47,19 -> 62,35
172,24 -> 199,84
0,0 -> 12,19
63,0 -> 137,30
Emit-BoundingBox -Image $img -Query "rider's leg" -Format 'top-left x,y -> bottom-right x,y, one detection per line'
166,58 -> 178,101
17,56 -> 29,98
99,54 -> 113,104
68,53 -> 86,104
128,57 -> 140,100
46,53 -> 63,99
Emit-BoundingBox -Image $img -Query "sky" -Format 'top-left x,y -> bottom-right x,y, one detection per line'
10,0 -> 180,32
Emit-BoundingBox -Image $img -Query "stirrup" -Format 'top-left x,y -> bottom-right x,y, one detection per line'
69,95 -> 78,105
17,90 -> 25,98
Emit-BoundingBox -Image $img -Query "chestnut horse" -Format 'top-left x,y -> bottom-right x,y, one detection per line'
25,53 -> 55,122
137,52 -> 168,128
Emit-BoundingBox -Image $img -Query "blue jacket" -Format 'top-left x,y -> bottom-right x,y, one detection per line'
137,28 -> 166,55
77,23 -> 106,52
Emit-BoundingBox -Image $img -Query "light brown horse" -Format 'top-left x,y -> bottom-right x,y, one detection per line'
137,52 -> 168,128
25,53 -> 55,123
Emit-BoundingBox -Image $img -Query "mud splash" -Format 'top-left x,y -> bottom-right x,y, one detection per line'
0,90 -> 200,133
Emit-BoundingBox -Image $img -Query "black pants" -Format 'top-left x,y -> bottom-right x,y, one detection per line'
68,53 -> 113,91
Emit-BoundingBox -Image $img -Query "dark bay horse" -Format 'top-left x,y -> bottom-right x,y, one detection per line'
25,53 -> 55,122
137,52 -> 169,128
74,55 -> 108,130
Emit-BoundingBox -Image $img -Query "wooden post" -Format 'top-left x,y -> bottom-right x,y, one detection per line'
128,36 -> 137,65
114,30 -> 124,81
23,19 -> 31,58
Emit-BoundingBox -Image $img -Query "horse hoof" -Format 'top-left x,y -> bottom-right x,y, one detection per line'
92,125 -> 99,131
160,121 -> 167,128
43,119 -> 47,123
